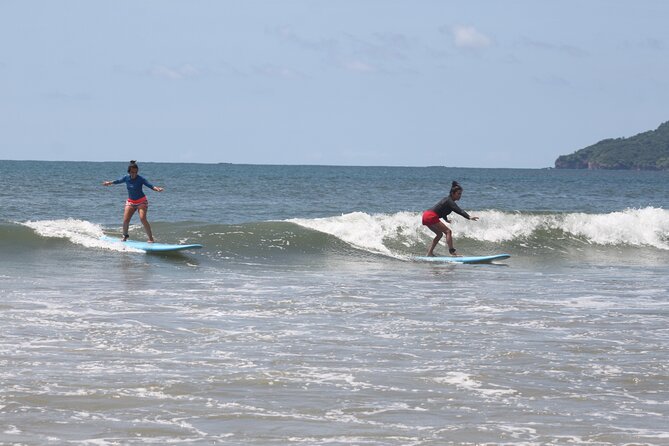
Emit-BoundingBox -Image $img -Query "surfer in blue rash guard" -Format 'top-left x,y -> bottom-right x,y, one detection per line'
103,160 -> 164,242
421,181 -> 479,257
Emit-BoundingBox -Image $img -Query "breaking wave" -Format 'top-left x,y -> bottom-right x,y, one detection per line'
289,207 -> 669,254
5,207 -> 668,260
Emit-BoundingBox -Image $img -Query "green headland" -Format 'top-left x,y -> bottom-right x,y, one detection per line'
555,121 -> 669,170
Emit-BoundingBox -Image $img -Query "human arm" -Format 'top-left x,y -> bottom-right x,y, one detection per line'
449,199 -> 477,221
102,176 -> 127,186
142,177 -> 164,192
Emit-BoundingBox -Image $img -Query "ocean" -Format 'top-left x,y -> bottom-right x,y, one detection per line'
1,160 -> 668,445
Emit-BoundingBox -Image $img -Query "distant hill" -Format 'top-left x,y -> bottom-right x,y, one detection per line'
555,121 -> 669,170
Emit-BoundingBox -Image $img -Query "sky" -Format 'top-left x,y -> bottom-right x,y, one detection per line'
1,0 -> 668,168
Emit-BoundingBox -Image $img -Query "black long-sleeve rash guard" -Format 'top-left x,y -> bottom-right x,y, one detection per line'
429,196 -> 471,221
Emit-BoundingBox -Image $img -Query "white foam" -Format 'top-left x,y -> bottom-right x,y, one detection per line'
289,211 -> 420,257
3,425 -> 21,435
21,219 -> 143,252
560,207 -> 669,248
435,372 -> 517,398
288,207 -> 669,255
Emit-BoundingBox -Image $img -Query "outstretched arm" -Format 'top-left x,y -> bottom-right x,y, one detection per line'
450,200 -> 472,220
103,176 -> 126,187
141,177 -> 163,192
453,203 -> 479,221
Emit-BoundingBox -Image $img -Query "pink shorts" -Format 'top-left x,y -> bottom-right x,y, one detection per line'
125,196 -> 148,209
422,210 -> 440,226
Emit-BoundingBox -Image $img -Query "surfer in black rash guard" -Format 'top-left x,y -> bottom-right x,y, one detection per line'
421,181 -> 479,257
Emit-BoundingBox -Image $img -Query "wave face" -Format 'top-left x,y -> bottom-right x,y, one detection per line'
6,207 -> 669,261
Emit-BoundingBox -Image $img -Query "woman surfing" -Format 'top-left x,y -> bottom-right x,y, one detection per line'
103,160 -> 164,242
421,181 -> 479,257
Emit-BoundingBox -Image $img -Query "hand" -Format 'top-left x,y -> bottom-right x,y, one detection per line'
154,186 -> 164,192
470,216 -> 479,221
102,181 -> 112,186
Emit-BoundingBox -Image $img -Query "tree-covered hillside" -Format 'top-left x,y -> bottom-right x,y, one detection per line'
555,121 -> 669,170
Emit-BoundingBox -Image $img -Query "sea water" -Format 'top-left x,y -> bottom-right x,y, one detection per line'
1,160 -> 668,445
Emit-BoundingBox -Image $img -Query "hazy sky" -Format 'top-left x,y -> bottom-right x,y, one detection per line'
1,1 -> 667,167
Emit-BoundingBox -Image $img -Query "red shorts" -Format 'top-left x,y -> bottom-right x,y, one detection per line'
125,196 -> 148,209
422,210 -> 440,226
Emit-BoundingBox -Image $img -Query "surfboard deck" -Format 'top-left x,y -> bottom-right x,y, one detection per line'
101,236 -> 203,252
415,253 -> 510,264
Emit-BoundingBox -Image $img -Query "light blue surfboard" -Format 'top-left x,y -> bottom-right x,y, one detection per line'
415,253 -> 510,264
101,236 -> 203,253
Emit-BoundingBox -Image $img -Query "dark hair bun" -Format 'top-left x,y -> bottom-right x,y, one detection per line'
452,181 -> 460,187
130,160 -> 137,164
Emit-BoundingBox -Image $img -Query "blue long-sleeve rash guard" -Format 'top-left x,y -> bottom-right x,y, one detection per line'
113,175 -> 155,201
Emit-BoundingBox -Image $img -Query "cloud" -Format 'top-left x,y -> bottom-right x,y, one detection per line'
451,25 -> 492,49
268,26 -> 417,75
253,64 -> 306,80
268,25 -> 339,55
346,32 -> 412,62
532,75 -> 571,88
149,64 -> 200,80
623,38 -> 666,51
520,37 -> 589,58
340,59 -> 376,73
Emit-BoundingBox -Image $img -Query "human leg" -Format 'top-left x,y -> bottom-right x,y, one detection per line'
138,207 -> 154,242
427,221 -> 456,256
122,206 -> 136,241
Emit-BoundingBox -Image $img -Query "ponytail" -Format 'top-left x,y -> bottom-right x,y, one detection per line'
449,181 -> 463,196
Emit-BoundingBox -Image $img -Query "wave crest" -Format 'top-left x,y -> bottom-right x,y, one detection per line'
11,207 -> 669,258
290,207 -> 669,253
21,219 -> 143,252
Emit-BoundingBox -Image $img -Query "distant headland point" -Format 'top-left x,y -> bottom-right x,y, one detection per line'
555,121 -> 669,170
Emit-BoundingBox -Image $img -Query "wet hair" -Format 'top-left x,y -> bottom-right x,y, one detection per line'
449,181 -> 463,196
127,160 -> 138,173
